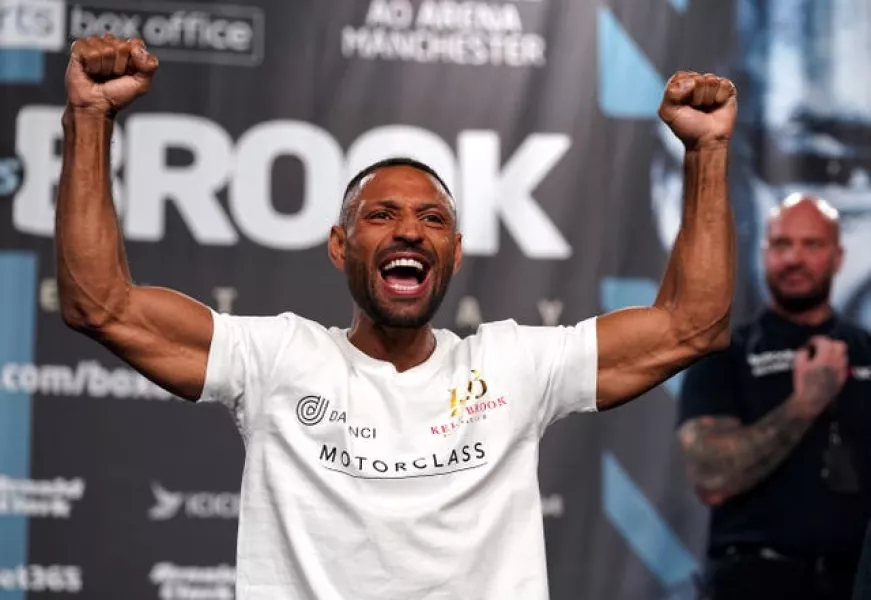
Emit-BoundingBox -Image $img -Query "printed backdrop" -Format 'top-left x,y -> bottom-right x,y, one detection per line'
2,0 -> 871,598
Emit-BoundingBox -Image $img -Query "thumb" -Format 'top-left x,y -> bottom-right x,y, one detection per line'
664,74 -> 696,105
793,347 -> 810,372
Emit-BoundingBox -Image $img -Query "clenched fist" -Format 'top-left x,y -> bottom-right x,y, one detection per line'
658,71 -> 737,150
790,335 -> 849,419
66,34 -> 159,116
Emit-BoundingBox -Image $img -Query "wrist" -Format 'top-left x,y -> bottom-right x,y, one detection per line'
684,139 -> 730,154
62,104 -> 115,131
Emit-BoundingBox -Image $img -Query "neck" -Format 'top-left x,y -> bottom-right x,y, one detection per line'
347,309 -> 436,372
769,301 -> 833,327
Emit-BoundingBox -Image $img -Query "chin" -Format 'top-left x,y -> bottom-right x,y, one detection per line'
769,291 -> 829,313
376,312 -> 432,329
368,298 -> 433,329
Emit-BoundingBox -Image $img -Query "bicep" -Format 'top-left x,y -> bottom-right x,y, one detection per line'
595,307 -> 700,409
96,286 -> 214,401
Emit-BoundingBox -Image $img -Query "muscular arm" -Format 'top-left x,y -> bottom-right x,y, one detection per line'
55,108 -> 213,401
596,145 -> 736,409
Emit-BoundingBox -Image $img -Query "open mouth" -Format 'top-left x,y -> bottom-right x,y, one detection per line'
378,256 -> 431,297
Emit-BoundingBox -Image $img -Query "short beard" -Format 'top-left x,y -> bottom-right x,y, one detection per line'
345,254 -> 452,329
365,292 -> 444,329
766,275 -> 832,315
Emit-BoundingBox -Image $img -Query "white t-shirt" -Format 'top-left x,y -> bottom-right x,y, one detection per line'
199,310 -> 599,600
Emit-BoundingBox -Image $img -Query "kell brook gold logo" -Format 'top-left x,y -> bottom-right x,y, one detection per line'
449,370 -> 488,417
431,370 -> 506,437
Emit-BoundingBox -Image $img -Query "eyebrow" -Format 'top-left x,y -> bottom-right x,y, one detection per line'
368,200 -> 450,213
417,202 -> 450,213
369,199 -> 400,210
769,234 -> 829,243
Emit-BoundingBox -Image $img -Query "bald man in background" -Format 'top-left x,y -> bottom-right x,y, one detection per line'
677,195 -> 871,600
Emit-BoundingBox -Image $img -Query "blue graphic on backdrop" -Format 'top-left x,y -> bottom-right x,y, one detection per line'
0,252 -> 38,600
0,50 -> 45,84
599,277 -> 695,594
597,6 -> 665,118
602,452 -> 699,589
596,5 -> 700,593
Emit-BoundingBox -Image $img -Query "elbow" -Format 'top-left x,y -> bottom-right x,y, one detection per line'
673,309 -> 732,358
59,292 -> 129,334
60,304 -> 111,333
706,326 -> 731,352
55,266 -> 133,333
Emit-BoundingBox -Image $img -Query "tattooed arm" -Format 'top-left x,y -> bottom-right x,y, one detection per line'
678,338 -> 847,506
679,400 -> 817,505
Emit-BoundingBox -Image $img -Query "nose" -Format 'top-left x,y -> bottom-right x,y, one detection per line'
393,214 -> 424,245
782,245 -> 805,266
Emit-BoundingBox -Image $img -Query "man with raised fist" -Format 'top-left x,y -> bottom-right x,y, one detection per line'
56,34 -> 738,600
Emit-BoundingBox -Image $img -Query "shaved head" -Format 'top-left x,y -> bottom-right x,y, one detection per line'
763,193 -> 843,314
765,193 -> 840,245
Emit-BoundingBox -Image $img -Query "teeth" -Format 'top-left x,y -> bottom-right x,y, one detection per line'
390,283 -> 419,292
383,258 -> 424,271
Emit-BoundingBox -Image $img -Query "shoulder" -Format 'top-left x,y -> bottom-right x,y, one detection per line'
464,318 -> 597,337
452,319 -> 568,346
211,310 -> 327,338
728,317 -> 759,346
835,316 -> 871,348
447,318 -> 597,363
467,319 -> 523,338
836,315 -> 871,337
210,310 -> 340,362
431,320 -> 528,360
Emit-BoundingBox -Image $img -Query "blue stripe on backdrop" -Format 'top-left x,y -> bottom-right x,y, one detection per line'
597,6 -> 666,118
602,451 -> 699,589
0,50 -> 44,84
0,252 -> 38,600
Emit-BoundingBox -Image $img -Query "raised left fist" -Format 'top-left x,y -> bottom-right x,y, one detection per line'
658,71 -> 737,150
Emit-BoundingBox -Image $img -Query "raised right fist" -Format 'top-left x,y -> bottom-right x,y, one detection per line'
66,34 -> 159,116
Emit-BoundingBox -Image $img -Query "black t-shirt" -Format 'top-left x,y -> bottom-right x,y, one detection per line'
677,309 -> 871,556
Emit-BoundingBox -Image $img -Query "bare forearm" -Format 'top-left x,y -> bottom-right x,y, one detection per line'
56,108 -> 131,329
680,402 -> 813,504
657,146 -> 735,345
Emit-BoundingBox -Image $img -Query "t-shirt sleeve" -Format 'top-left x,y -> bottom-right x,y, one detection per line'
514,317 -> 599,431
198,310 -> 297,438
676,347 -> 739,426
